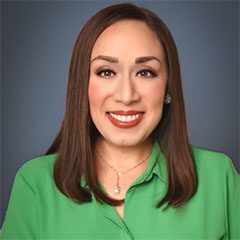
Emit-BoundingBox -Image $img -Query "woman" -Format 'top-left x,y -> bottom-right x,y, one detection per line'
1,2 -> 239,239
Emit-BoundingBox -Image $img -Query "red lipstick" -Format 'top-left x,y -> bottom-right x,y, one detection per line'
109,110 -> 144,115
106,111 -> 145,129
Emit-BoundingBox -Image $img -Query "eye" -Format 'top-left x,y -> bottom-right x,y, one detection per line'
137,69 -> 157,78
95,68 -> 157,78
96,69 -> 116,78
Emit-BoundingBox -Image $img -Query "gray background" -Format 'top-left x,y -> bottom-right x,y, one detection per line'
1,0 -> 239,226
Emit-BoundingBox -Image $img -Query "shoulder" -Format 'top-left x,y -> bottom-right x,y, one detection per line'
191,146 -> 230,164
18,153 -> 57,175
190,146 -> 239,178
16,153 -> 57,188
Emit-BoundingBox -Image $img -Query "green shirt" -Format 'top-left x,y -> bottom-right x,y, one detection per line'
1,142 -> 240,239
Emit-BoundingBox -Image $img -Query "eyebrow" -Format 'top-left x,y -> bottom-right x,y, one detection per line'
90,55 -> 161,64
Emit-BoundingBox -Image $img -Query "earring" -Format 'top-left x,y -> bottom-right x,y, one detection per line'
164,94 -> 171,104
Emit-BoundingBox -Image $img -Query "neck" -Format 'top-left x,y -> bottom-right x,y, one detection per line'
95,138 -> 153,171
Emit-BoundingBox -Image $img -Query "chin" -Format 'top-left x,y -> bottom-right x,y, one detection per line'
105,135 -> 150,148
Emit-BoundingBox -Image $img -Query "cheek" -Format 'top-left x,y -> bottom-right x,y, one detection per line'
88,82 -> 100,110
88,80 -> 111,109
144,81 -> 166,107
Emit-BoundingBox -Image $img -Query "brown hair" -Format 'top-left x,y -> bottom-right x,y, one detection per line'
46,2 -> 197,210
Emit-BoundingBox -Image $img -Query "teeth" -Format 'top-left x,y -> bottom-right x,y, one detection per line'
109,113 -> 142,122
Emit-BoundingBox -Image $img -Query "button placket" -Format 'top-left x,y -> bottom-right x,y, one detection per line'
93,194 -> 134,239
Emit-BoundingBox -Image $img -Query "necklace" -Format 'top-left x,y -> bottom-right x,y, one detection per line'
97,150 -> 150,195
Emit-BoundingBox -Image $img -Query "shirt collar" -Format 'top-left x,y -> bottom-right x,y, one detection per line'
140,140 -> 167,184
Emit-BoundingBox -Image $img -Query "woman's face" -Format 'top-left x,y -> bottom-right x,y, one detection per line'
88,20 -> 168,147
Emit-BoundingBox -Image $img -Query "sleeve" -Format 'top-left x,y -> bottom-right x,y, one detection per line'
224,155 -> 240,240
0,171 -> 39,239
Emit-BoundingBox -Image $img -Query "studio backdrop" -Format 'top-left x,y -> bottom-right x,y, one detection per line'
1,0 -> 239,226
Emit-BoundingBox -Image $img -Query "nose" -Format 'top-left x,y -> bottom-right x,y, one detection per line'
113,75 -> 140,105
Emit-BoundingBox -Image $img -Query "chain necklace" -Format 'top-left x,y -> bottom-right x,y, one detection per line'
97,150 -> 150,195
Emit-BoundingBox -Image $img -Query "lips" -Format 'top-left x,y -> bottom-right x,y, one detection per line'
106,110 -> 145,128
108,110 -> 144,115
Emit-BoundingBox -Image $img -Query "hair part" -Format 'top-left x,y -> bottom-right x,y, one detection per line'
46,2 -> 197,210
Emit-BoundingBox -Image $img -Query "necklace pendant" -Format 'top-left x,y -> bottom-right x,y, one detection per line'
113,185 -> 121,195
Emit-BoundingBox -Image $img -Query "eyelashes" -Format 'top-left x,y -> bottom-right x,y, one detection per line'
95,68 -> 158,79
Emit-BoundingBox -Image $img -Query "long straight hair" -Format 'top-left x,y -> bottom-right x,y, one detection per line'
46,3 -> 197,209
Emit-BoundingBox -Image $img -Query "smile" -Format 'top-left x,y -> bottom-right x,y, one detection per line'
109,113 -> 142,122
106,111 -> 145,128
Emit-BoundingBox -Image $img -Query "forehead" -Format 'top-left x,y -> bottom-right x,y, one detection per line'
91,20 -> 165,60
